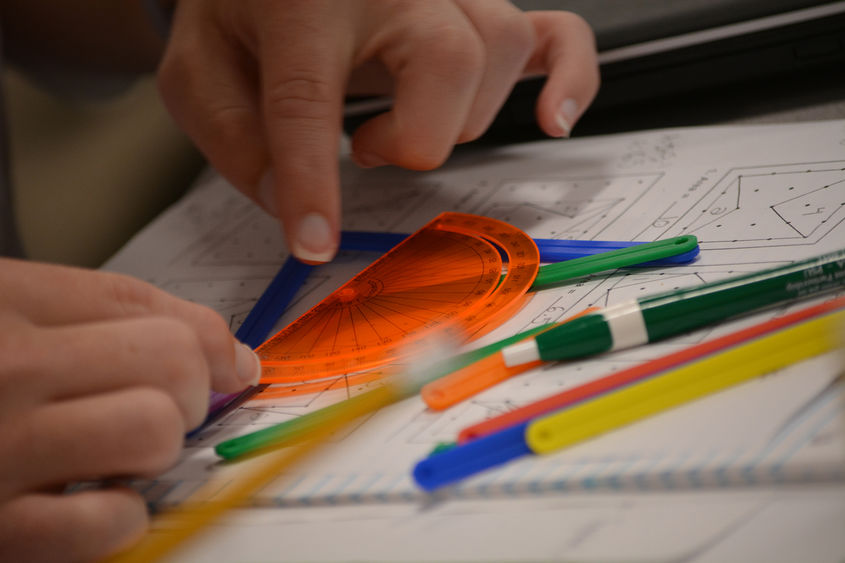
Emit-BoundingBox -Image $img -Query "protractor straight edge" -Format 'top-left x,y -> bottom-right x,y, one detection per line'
257,212 -> 540,383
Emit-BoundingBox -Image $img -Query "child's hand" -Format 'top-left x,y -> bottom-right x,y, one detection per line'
157,0 -> 599,264
0,258 -> 260,561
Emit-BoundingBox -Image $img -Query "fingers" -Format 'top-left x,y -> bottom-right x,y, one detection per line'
525,11 -> 600,138
452,0 -> 536,143
0,258 -> 203,327
350,2 -> 484,171
0,388 -> 186,497
350,4 -> 598,165
162,1 -> 349,264
157,0 -> 268,201
0,258 -> 260,394
8,318 -> 213,427
156,1 -> 600,269
256,3 -> 357,264
0,489 -> 147,563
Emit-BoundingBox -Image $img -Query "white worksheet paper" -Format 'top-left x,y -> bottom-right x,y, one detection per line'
104,120 -> 845,561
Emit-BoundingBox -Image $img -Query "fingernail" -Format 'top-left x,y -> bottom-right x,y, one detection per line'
555,98 -> 579,138
257,170 -> 278,217
235,342 -> 262,387
352,151 -> 387,168
292,212 -> 336,264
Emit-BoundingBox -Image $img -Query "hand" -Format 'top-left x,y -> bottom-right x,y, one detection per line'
0,258 -> 260,562
157,0 -> 599,263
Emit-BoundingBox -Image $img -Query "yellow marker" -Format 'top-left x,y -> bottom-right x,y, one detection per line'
526,309 -> 845,455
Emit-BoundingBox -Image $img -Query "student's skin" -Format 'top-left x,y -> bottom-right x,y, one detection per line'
0,1 -> 599,560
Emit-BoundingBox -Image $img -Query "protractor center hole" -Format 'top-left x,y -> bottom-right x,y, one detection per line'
337,278 -> 385,303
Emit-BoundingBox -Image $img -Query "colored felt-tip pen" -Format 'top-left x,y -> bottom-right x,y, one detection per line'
501,247 -> 845,367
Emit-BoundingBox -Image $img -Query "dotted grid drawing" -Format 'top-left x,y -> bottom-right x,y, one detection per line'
342,181 -> 443,231
658,161 -> 845,249
163,193 -> 282,268
122,187 -> 289,333
457,173 -> 663,241
161,276 -> 269,332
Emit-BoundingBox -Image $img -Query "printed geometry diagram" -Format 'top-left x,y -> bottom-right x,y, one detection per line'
671,161 -> 845,248
472,173 -> 661,240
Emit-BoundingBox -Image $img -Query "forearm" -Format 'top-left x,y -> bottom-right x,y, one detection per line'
1,0 -> 167,74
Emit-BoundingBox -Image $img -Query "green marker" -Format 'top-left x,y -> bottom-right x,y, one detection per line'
502,247 -> 845,366
531,235 -> 699,289
215,327 -> 552,461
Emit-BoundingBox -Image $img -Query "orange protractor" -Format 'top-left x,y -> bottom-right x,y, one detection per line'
257,212 -> 539,384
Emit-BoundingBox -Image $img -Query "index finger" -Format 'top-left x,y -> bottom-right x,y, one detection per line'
0,258 -> 260,393
257,5 -> 353,264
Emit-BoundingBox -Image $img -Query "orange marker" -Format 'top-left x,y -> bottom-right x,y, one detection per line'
421,308 -> 598,410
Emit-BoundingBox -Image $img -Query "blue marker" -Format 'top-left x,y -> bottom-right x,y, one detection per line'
413,422 -> 532,491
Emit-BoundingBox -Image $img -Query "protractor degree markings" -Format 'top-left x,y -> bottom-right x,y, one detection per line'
424,238 -> 492,260
297,304 -> 346,356
377,276 -> 494,299
385,234 -> 492,264
363,295 -> 464,332
348,305 -> 361,353
366,233 -> 471,270
375,252 -> 492,286
380,270 -> 491,293
371,266 -> 484,291
352,301 -> 407,343
383,255 -> 488,276
330,305 -> 355,356
362,301 -> 455,326
371,291 -> 487,309
258,305 -> 341,359
388,290 -> 490,306
355,298 -> 448,328
319,302 -> 382,354
299,302 -> 364,355
378,277 -> 497,303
